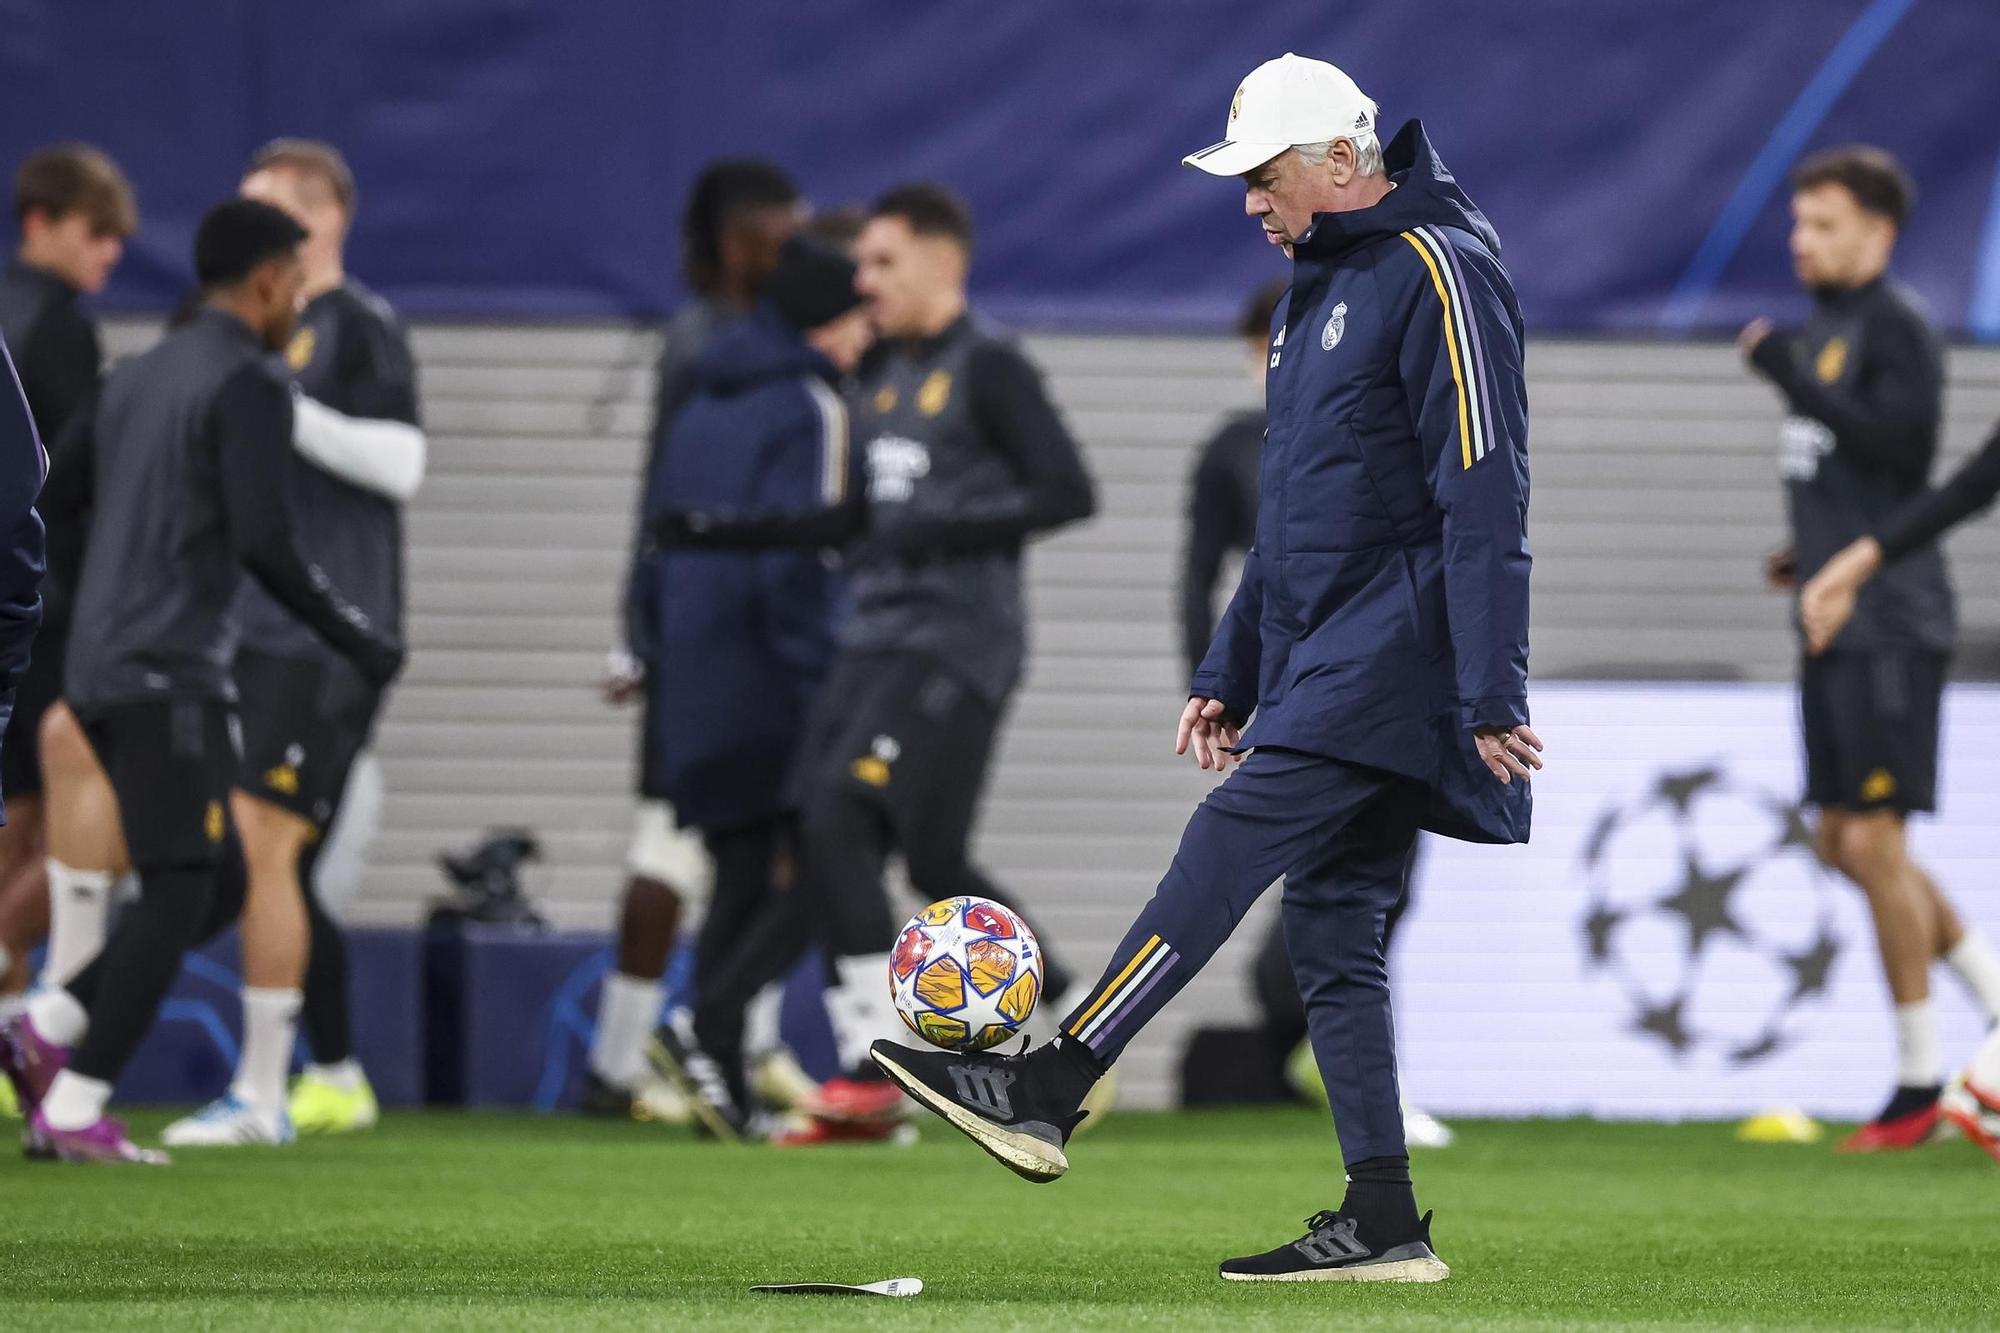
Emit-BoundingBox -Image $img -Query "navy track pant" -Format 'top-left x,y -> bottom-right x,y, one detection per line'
1059,746 -> 1425,1164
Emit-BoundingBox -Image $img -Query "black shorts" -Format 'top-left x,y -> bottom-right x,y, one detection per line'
1800,651 -> 1945,815
234,649 -> 381,829
789,651 -> 1002,833
0,631 -> 65,799
79,699 -> 239,869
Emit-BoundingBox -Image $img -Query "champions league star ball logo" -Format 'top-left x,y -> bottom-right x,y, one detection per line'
1579,767 -> 1843,1065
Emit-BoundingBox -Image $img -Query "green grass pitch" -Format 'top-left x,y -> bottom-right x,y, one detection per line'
4,1106 -> 1997,1330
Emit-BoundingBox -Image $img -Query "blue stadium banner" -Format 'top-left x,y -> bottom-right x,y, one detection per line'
0,1 -> 1994,335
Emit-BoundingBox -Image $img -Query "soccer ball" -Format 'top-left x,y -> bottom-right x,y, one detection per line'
889,896 -> 1043,1051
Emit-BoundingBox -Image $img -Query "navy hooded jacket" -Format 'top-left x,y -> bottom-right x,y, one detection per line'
636,306 -> 847,832
1190,121 -> 1532,844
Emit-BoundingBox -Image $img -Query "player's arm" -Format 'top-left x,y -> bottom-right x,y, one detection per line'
290,393 -> 426,502
751,384 -> 847,678
211,364 -> 402,687
292,309 -> 427,501
0,334 -> 45,705
1876,417 -> 2000,561
1180,433 -> 1235,679
616,327 -> 707,671
1393,233 -> 1540,783
1747,311 -> 1940,481
1804,419 -> 2000,655
648,386 -> 866,551
874,339 -> 1097,558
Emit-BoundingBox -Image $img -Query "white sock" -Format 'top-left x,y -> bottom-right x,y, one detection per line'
27,985 -> 88,1046
826,953 -> 900,1070
42,860 -> 113,986
1943,933 -> 2000,1022
307,1059 -> 366,1093
1895,1000 -> 1943,1087
229,987 -> 301,1118
745,981 -> 785,1060
1970,1027 -> 2000,1096
40,1070 -> 110,1130
588,971 -> 663,1089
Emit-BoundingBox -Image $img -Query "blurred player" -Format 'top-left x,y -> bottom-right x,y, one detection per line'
631,236 -> 869,1138
764,183 -> 1097,1141
0,145 -> 134,1001
1741,146 -> 2000,1151
872,56 -> 1537,1282
0,200 -> 400,1163
585,161 -> 806,1119
158,139 -> 425,1146
1798,416 -> 2000,1162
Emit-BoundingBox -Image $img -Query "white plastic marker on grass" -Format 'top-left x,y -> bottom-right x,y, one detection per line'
751,1278 -> 924,1297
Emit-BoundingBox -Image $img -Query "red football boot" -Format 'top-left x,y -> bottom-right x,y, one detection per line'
1836,1089 -> 1947,1153
1939,1076 -> 2000,1166
804,1076 -> 906,1124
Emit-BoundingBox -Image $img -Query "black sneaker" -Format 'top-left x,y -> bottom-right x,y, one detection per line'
868,1039 -> 1086,1183
578,1071 -> 636,1119
1220,1209 -> 1449,1283
646,1013 -> 749,1143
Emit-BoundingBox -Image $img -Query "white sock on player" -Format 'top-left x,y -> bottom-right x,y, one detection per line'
826,953 -> 900,1070
1895,1000 -> 1942,1087
306,1058 -> 366,1092
40,1069 -> 110,1130
230,986 -> 301,1118
43,860 -> 113,986
27,984 -> 88,1046
745,980 -> 785,1059
588,971 -> 662,1090
1943,933 -> 2000,1022
1969,1026 -> 2000,1095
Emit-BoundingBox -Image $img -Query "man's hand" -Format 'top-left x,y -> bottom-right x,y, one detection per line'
1738,317 -> 1775,358
1800,536 -> 1883,656
1763,543 -> 1797,592
1175,696 -> 1242,772
599,647 -> 646,706
1475,724 -> 1544,786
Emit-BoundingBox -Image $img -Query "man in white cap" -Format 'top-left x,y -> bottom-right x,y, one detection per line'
870,53 -> 1538,1284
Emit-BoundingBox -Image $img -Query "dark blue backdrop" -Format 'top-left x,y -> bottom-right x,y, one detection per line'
2,0 -> 1996,335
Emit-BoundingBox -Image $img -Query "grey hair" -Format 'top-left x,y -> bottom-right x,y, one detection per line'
1293,134 -> 1384,178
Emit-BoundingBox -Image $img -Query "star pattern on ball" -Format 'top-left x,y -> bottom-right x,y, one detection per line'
1633,996 -> 1692,1053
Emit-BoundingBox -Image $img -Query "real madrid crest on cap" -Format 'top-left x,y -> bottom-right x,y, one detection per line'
1320,301 -> 1347,351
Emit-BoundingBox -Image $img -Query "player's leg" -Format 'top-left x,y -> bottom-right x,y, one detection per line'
157,791 -> 310,1147
872,749 -> 1393,1182
284,709 -> 385,1136
584,801 -> 701,1115
0,639 -> 67,995
1216,781 -> 1448,1282
890,678 -> 1077,1011
647,817 -> 787,1138
34,702 -> 129,988
0,795 -> 46,996
26,701 -> 234,1164
1941,1023 -> 2000,1163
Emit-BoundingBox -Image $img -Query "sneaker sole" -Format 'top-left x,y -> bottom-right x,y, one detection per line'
645,1040 -> 743,1144
869,1048 -> 1067,1183
1220,1255 -> 1451,1284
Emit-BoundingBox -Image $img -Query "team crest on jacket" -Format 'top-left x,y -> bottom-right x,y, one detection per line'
1320,302 -> 1348,351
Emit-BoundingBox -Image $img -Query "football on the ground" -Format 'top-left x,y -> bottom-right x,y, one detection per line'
889,896 -> 1043,1051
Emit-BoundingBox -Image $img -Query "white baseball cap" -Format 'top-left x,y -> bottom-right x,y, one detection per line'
1182,53 -> 1377,177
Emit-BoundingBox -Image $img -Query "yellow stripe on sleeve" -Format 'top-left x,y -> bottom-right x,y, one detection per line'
1400,231 -> 1474,470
